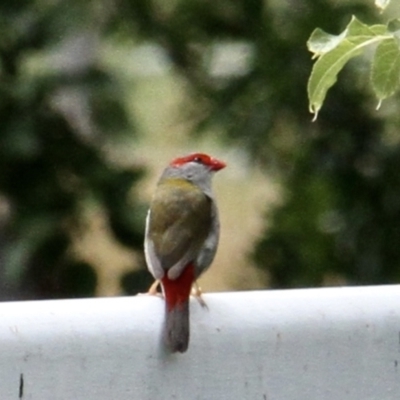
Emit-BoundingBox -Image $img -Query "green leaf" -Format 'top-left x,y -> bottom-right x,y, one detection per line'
388,19 -> 400,34
307,28 -> 347,59
375,0 -> 391,12
388,19 -> 400,46
308,41 -> 362,119
346,16 -> 385,38
307,16 -> 390,119
371,38 -> 400,104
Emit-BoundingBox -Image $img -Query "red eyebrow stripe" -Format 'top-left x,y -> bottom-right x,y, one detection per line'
170,153 -> 226,171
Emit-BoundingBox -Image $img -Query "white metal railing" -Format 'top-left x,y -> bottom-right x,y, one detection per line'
1,285 -> 399,399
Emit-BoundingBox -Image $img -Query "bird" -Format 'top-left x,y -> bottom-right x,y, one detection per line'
144,153 -> 226,353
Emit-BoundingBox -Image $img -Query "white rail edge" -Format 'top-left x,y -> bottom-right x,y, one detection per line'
1,285 -> 400,399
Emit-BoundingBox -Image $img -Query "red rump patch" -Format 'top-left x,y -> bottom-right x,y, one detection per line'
162,263 -> 195,311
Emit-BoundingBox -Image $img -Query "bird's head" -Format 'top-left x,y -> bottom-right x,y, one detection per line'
161,153 -> 226,193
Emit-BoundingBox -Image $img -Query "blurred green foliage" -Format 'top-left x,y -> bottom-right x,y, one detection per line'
0,0 -> 144,299
2,0 -> 400,299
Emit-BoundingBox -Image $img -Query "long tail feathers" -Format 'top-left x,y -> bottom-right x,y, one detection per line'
164,301 -> 190,353
161,263 -> 194,353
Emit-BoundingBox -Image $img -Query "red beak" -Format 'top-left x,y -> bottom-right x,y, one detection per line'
209,157 -> 226,171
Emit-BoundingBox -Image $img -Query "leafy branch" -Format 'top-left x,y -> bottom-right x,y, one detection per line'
307,8 -> 400,120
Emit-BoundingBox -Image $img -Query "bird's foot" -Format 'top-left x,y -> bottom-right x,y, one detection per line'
137,280 -> 164,298
191,281 -> 208,309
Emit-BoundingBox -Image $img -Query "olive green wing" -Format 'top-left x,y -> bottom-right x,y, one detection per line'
146,180 -> 212,280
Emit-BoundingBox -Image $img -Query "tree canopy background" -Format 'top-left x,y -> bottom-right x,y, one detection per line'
1,0 -> 399,300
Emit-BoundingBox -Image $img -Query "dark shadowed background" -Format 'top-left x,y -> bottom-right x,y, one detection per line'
1,0 -> 400,300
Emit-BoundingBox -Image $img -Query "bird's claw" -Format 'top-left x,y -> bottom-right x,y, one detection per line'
137,280 -> 164,298
191,281 -> 208,309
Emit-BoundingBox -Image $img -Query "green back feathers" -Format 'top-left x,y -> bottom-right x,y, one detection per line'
148,178 -> 212,270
